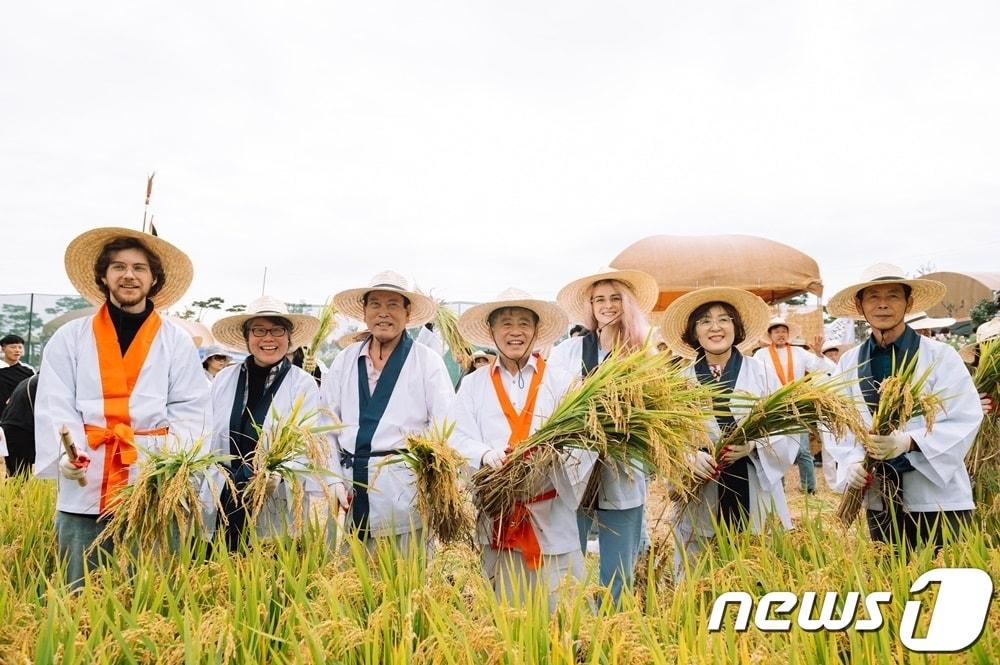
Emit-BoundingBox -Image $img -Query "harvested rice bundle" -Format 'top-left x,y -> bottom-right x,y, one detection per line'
243,396 -> 341,535
837,353 -> 946,526
101,439 -> 234,553
435,303 -> 475,369
472,347 -> 717,519
968,338 -> 1000,498
393,421 -> 473,545
303,299 -> 337,374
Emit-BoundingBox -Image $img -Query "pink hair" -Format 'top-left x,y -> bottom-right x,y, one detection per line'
583,279 -> 650,351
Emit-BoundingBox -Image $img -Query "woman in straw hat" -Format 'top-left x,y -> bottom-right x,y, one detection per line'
826,264 -> 983,550
548,267 -> 657,603
321,271 -> 454,554
660,287 -> 798,579
34,227 -> 210,587
209,296 -> 325,551
450,288 -> 596,612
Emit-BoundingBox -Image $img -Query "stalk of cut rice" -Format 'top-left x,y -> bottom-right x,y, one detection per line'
392,420 -> 473,545
243,396 -> 342,536
836,353 -> 945,526
968,338 -> 1000,498
472,347 -> 718,519
434,303 -> 475,369
99,438 -> 235,555
303,299 -> 337,373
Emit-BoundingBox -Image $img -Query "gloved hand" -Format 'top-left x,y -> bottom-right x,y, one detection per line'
867,430 -> 912,460
846,462 -> 873,490
332,481 -> 351,512
481,449 -> 506,470
981,393 -> 993,416
59,452 -> 90,480
689,450 -> 719,481
720,440 -> 756,464
265,470 -> 282,497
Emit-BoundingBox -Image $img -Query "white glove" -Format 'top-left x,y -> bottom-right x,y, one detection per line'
866,431 -> 911,460
846,462 -> 872,490
332,481 -> 350,511
689,450 -> 719,481
265,470 -> 282,497
720,440 -> 756,464
59,452 -> 90,480
481,449 -> 506,470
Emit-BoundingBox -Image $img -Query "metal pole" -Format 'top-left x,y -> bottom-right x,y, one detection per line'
26,292 -> 35,365
261,267 -> 268,296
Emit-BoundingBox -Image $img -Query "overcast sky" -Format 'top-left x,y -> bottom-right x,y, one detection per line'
2,1 -> 997,316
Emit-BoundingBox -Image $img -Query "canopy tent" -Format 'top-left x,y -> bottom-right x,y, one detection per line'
41,305 -> 215,348
610,234 -> 823,312
923,271 -> 1000,323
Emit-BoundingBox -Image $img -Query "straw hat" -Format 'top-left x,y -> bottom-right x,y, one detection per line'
471,349 -> 494,362
457,288 -> 568,351
332,271 -> 438,328
64,227 -> 194,309
659,286 -> 771,360
556,267 -> 659,324
211,296 -> 321,351
904,311 -> 956,331
827,263 -> 947,320
960,316 -> 1000,364
337,329 -> 371,350
821,339 -> 852,354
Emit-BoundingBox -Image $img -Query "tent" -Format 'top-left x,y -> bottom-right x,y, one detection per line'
923,271 -> 1000,323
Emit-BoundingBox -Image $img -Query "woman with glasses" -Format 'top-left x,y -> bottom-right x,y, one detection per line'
209,296 -> 322,551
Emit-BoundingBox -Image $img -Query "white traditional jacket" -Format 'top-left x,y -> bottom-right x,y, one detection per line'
34,313 -> 211,515
753,344 -> 835,385
449,356 -> 597,555
829,335 -> 982,512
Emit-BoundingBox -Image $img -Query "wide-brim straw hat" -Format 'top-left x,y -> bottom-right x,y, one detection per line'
556,267 -> 659,324
212,296 -> 321,350
458,288 -> 568,351
827,263 -> 947,320
660,286 -> 771,360
905,311 -> 957,331
960,316 -> 1000,364
337,329 -> 371,350
332,270 -> 438,328
64,227 -> 194,309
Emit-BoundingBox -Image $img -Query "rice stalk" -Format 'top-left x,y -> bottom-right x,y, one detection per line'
435,303 -> 475,369
968,338 -> 1000,508
303,299 -> 336,373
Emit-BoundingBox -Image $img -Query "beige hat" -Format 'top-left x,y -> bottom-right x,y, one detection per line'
212,296 -> 321,351
64,227 -> 194,309
905,311 -> 957,331
821,339 -> 852,354
765,316 -> 802,337
556,267 -> 659,324
332,271 -> 438,328
458,288 -> 568,351
960,316 -> 1000,364
827,263 -> 947,320
337,329 -> 371,350
659,286 -> 771,360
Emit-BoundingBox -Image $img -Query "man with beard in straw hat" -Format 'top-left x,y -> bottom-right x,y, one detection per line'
209,296 -> 324,551
450,288 -> 596,612
34,227 -> 210,587
827,264 -> 983,550
321,271 -> 454,554
548,267 -> 658,604
753,316 -> 835,495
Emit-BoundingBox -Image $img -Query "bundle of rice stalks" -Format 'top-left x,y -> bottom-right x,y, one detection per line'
435,302 -> 475,369
670,371 -> 869,506
100,439 -> 234,554
393,420 -> 473,545
303,299 -> 337,373
243,396 -> 341,535
472,347 -> 717,519
968,338 -> 1000,498
837,353 -> 946,526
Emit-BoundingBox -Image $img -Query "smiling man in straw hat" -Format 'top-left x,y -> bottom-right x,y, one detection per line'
34,227 -> 210,587
321,271 -> 454,553
450,288 -> 596,612
826,264 -> 982,551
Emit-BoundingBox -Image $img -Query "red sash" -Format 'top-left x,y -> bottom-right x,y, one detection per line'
488,354 -> 556,570
88,303 -> 168,512
768,344 -> 795,385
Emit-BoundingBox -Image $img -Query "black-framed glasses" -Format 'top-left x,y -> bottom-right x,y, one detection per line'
249,326 -> 287,338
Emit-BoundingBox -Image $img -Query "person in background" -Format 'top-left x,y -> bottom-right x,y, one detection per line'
201,345 -> 233,380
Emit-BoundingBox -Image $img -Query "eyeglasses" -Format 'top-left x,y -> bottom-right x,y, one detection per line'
590,295 -> 623,305
695,316 -> 734,328
249,326 -> 287,338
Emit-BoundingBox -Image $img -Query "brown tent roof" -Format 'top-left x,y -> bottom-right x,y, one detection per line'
611,234 -> 823,311
923,271 -> 1000,322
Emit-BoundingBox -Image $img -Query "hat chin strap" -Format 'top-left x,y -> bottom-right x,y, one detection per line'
491,328 -> 538,390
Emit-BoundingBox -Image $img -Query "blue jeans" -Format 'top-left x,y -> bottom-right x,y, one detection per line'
55,511 -> 113,590
796,433 -> 816,492
577,505 -> 644,604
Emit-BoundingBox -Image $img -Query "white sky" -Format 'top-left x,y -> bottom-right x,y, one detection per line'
2,1 -> 998,313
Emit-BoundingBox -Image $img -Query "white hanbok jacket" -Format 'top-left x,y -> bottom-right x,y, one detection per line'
753,345 -> 835,385
828,335 -> 982,512
34,315 -> 211,515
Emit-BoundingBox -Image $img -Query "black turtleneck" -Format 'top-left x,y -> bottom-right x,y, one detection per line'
246,359 -> 274,414
107,299 -> 154,355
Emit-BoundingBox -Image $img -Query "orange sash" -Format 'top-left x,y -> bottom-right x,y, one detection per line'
88,303 -> 168,512
488,354 -> 555,570
768,344 -> 795,385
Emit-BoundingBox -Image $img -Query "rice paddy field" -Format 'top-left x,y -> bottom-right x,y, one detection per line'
1,470 -> 997,664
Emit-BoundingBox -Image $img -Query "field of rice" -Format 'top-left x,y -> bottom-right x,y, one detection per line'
1,471 -> 997,664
